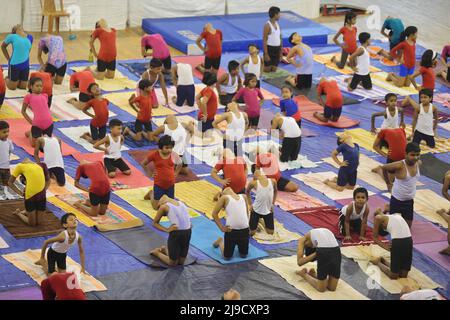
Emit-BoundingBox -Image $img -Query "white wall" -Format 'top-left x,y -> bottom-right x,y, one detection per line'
227,0 -> 300,14
0,0 -> 22,33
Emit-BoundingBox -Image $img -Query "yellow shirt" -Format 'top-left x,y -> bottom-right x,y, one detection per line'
12,163 -> 47,199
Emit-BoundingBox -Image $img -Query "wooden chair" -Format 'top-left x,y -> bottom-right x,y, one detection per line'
40,0 -> 71,34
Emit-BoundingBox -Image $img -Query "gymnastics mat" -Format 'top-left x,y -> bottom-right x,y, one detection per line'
336,195 -> 389,224
70,67 -> 137,92
292,171 -> 374,201
7,119 -> 78,156
0,102 -> 22,119
71,152 -> 152,190
172,55 -> 226,80
259,255 -> 368,300
186,215 -> 268,264
419,153 -> 450,183
371,72 -> 418,96
142,12 -> 333,53
341,245 -> 443,294
0,286 -> 42,300
410,220 -> 449,245
0,200 -> 62,239
326,75 -> 389,100
409,190 -> 449,227
102,227 -> 197,268
414,241 -> 450,272
0,236 -> 9,249
2,249 -> 107,293
252,219 -> 301,245
404,126 -> 450,154
275,190 -> 326,212
48,193 -> 143,232
313,52 -> 381,75
113,187 -> 201,221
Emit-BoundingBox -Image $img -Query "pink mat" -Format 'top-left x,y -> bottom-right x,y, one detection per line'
336,195 -> 388,224
72,152 -> 152,190
410,220 -> 449,244
415,241 -> 450,272
276,190 -> 326,212
172,55 -> 226,80
0,286 -> 42,300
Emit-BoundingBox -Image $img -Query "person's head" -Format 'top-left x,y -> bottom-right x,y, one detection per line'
281,86 -> 293,99
288,32 -> 302,45
222,148 -> 235,160
353,187 -> 369,207
268,6 -> 281,20
248,44 -> 259,55
95,19 -> 107,29
244,73 -> 258,88
138,79 -> 153,93
420,49 -> 435,68
344,11 -> 357,26
158,135 -> 175,155
405,142 -> 421,165
336,131 -> 351,145
202,72 -> 217,87
373,209 -> 390,237
419,88 -> 433,105
61,213 -> 78,230
149,58 -> 163,74
164,114 -> 177,125
222,289 -> 241,300
87,83 -> 101,96
358,32 -> 371,46
226,101 -> 239,112
228,60 -> 240,76
404,26 -> 418,41
204,23 -> 213,32
0,121 -> 10,141
109,119 -> 123,137
384,93 -> 398,110
29,77 -> 43,94
11,24 -> 23,34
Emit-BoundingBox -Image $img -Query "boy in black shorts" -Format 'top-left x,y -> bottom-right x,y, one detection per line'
348,32 -> 373,91
263,6 -> 282,72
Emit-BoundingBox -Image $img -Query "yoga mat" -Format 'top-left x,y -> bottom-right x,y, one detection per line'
71,152 -> 152,190
102,227 -> 197,268
46,174 -> 81,197
336,195 -> 389,224
172,55 -> 226,80
341,245 -> 443,294
7,119 -> 78,156
258,108 -> 275,131
338,128 -> 377,153
418,153 -> 450,183
313,52 -> 381,75
0,200 -> 62,239
0,286 -> 42,300
262,68 -> 292,79
70,67 -> 137,91
51,93 -> 117,121
414,241 -> 450,272
187,215 -> 268,264
48,193 -> 143,231
2,249 -> 107,293
292,171 -> 375,200
6,98 -> 58,122
435,93 -> 450,109
411,190 -> 450,226
5,88 -> 27,99
371,72 -> 418,96
51,75 -> 72,96
113,187 -> 201,221
0,236 -> 9,249
259,255 -> 369,300
275,190 -> 326,212
326,75 -> 389,100
404,126 -> 450,154
253,219 -> 301,244
439,122 -> 450,131
410,220 -> 449,245
0,102 -> 22,119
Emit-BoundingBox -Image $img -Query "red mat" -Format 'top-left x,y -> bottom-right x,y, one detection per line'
72,152 -> 152,190
272,96 -> 360,128
172,55 -> 226,80
7,119 -> 78,156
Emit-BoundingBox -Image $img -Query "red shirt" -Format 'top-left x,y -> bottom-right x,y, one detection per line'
339,26 -> 357,54
198,87 -> 218,120
201,30 -> 223,59
92,28 -> 117,62
132,95 -> 152,122
30,71 -> 53,96
419,66 -> 435,90
75,162 -> 110,196
86,98 -> 109,127
391,41 -> 416,69
317,80 -> 343,109
41,272 -> 86,300
0,66 -> 6,93
147,150 -> 179,189
378,128 -> 407,161
256,153 -> 281,181
214,157 -> 247,193
70,71 -> 96,94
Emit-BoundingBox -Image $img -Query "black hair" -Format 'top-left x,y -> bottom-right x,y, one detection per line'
29,77 -> 43,87
87,82 -> 98,94
244,73 -> 257,86
109,118 -> 123,129
358,32 -> 371,44
158,134 -> 175,149
336,136 -> 343,146
61,213 -> 76,227
406,142 -> 420,154
248,43 -> 258,50
251,164 -> 256,174
384,93 -> 397,102
228,60 -> 240,72
0,120 -> 9,130
42,45 -> 49,54
344,11 -> 357,25
419,88 -> 433,100
269,6 -> 281,18
202,72 -> 217,86
138,79 -> 152,91
353,187 -> 368,199
288,32 -> 298,45
404,26 -> 418,38
149,58 -> 163,68
420,50 -> 434,68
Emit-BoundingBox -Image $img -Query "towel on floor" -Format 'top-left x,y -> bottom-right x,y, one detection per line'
313,52 -> 380,75
70,67 -> 136,91
326,75 -> 389,100
410,220 -> 449,244
278,156 -> 318,170
419,153 -> 450,183
48,193 -> 143,231
371,72 -> 418,96
341,245 -> 443,294
46,174 -> 81,197
0,236 -> 9,249
185,145 -> 226,167
253,219 -> 301,244
275,190 -> 326,212
404,126 -> 450,154
435,93 -> 450,108
414,241 -> 450,272
0,102 -> 22,119
2,249 -> 107,293
409,190 -> 449,226
259,255 -> 369,300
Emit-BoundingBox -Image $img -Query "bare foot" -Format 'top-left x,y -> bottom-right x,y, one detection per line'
171,96 -> 177,104
439,246 -> 450,255
330,56 -> 337,64
12,208 -> 21,217
308,269 -> 317,278
67,97 -> 78,103
296,268 -> 308,278
213,237 -> 223,248
436,209 -> 447,217
80,132 -> 91,140
344,77 -> 351,83
370,257 -> 381,265
150,248 -> 160,256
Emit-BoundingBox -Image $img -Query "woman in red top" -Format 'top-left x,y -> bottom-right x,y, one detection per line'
90,19 -> 117,80
29,71 -> 53,108
409,50 -> 438,91
331,12 -> 357,69
80,83 -> 110,143
196,72 -> 218,136
195,23 -> 223,74
314,78 -> 344,123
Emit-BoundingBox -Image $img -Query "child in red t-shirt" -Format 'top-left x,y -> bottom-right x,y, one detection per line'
409,49 -> 438,91
314,78 -> 344,122
90,19 -> 117,80
80,83 -> 110,144
195,23 -> 223,74
67,68 -> 97,109
331,12 -> 357,69
196,72 -> 218,137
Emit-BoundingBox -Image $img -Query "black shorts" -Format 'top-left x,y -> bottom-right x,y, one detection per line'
47,248 -> 66,274
103,157 -> 130,174
0,169 -> 11,185
47,95 -> 53,108
161,55 -> 172,70
223,228 -> 250,259
89,191 -> 110,206
413,130 -> 435,148
248,116 -> 260,127
90,124 -> 107,141
199,119 -> 214,133
337,168 -> 357,187
249,210 -> 274,231
0,93 -> 4,106
223,139 -> 243,157
79,92 -> 93,103
296,74 -> 312,90
277,176 -> 290,191
280,137 -> 301,162
336,50 -> 350,69
8,64 -> 29,82
316,247 -> 342,281
266,45 -> 281,67
176,84 -> 195,107
135,120 -> 152,133
167,229 -> 192,261
390,196 -> 414,222
45,63 -> 67,78
24,190 -> 47,212
324,106 -> 342,120
256,80 -> 261,89
349,73 -> 372,90
153,184 -> 175,200
386,157 -> 395,164
219,93 -> 235,106
390,237 -> 413,274
97,59 -> 116,72
204,56 -> 221,70
338,214 -> 362,236
31,124 -> 54,139
48,167 -> 66,186
447,66 -> 450,82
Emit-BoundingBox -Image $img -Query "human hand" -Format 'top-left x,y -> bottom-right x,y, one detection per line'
168,224 -> 178,232
264,54 -> 270,63
222,225 -> 232,233
202,114 -> 208,122
340,160 -> 349,167
371,127 -> 377,135
344,235 -> 352,242
220,178 -> 231,186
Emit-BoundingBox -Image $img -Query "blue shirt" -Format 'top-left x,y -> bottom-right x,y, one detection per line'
280,98 -> 299,117
336,143 -> 360,172
382,18 -> 404,45
4,34 -> 33,65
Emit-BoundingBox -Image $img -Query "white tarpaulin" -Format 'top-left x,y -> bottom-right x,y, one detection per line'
0,1 -> 22,33
227,0 -> 300,14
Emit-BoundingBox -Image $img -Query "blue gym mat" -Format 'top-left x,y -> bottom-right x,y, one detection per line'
141,11 -> 334,53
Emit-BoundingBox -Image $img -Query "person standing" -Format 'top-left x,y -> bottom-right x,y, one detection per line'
263,6 -> 282,72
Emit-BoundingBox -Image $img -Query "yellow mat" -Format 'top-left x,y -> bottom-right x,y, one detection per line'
71,67 -> 137,92
404,126 -> 450,154
47,175 -> 81,197
114,187 -> 200,221
175,180 -> 226,219
341,245 -> 442,294
313,52 -> 380,75
259,255 -> 368,300
371,72 -> 418,96
253,220 -> 301,244
0,103 -> 23,119
2,249 -> 106,293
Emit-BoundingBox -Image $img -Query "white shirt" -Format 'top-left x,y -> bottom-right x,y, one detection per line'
164,123 -> 188,156
177,63 -> 194,86
401,289 -> 442,300
166,201 -> 191,231
340,202 -> 367,221
252,179 -> 274,215
381,108 -> 399,129
104,134 -> 122,160
310,228 -> 339,248
225,111 -> 245,142
225,195 -> 249,230
51,230 -> 79,254
392,160 -> 420,201
0,139 -> 14,169
267,20 -> 281,47
356,47 -> 370,76
280,116 -> 302,138
220,73 -> 239,94
43,137 -> 64,169
247,55 -> 262,79
415,103 -> 434,136
386,214 -> 411,239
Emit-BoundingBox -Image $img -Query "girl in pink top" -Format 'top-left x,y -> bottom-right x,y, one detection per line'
141,34 -> 171,72
233,73 -> 265,130
21,77 -> 53,147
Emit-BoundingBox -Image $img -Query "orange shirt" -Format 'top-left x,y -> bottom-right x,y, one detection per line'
92,28 -> 117,62
201,30 -> 223,59
198,87 -> 218,120
317,80 -> 343,109
0,66 -> 5,93
378,128 -> 407,161
339,26 -> 357,54
214,157 -> 247,193
85,98 -> 109,127
30,71 -> 53,96
256,153 -> 281,181
132,95 -> 152,122
147,150 -> 179,189
70,71 -> 96,94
